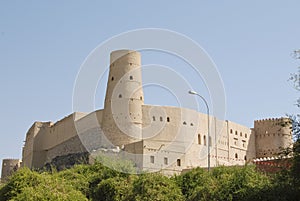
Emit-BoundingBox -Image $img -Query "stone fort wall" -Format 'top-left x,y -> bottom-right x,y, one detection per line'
3,50 -> 292,176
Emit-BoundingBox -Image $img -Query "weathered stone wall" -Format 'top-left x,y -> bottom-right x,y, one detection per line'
254,118 -> 292,158
1,159 -> 21,181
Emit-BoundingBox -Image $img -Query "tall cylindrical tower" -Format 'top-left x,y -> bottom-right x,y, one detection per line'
101,50 -> 144,147
254,118 -> 292,158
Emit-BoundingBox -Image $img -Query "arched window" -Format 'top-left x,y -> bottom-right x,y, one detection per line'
167,117 -> 170,122
230,129 -> 233,134
235,153 -> 238,159
244,155 -> 247,161
203,135 -> 207,146
198,134 -> 201,144
177,159 -> 181,166
240,132 -> 242,137
111,76 -> 114,81
235,131 -> 238,135
152,116 -> 156,121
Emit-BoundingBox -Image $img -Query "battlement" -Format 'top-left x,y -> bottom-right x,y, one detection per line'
254,117 -> 290,124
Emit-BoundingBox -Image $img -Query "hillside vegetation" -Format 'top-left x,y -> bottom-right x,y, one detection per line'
0,161 -> 299,201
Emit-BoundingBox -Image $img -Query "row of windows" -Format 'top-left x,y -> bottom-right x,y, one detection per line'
230,129 -> 248,138
111,75 -> 134,81
233,138 -> 247,148
197,134 -> 212,146
183,121 -> 194,126
235,153 -> 247,161
150,156 -> 181,166
152,116 -> 170,122
118,94 -> 143,100
257,133 -> 285,137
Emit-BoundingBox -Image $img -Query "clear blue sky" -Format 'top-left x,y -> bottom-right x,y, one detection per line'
0,1 -> 299,169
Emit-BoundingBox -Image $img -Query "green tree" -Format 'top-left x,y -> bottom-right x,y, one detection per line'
132,173 -> 184,201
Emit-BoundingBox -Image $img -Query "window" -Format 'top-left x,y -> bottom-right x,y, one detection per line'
140,96 -> 143,100
240,132 -> 242,137
244,155 -> 247,161
152,116 -> 156,121
160,116 -> 163,121
167,117 -> 170,122
235,131 -> 238,135
164,157 -> 168,165
177,159 -> 181,166
235,153 -> 238,159
230,129 -> 233,134
118,94 -> 122,98
150,156 -> 154,163
245,133 -> 247,138
129,75 -> 133,80
203,135 -> 207,146
129,63 -> 133,66
190,123 -> 194,126
111,77 -> 114,81
183,121 -> 187,125
198,134 -> 201,144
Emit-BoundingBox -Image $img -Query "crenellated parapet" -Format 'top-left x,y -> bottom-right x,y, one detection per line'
254,117 -> 292,158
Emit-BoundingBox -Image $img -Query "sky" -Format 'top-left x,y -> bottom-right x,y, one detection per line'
0,1 -> 299,170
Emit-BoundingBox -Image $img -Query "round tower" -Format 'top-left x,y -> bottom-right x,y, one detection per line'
1,159 -> 21,181
254,117 -> 292,158
101,50 -> 144,147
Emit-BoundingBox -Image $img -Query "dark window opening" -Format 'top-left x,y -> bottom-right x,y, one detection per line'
150,156 -> 154,163
167,117 -> 170,122
235,153 -> 238,159
160,116 -> 163,121
198,134 -> 201,144
177,159 -> 181,166
111,77 -> 114,81
129,75 -> 133,80
119,94 -> 122,98
152,116 -> 156,121
164,157 -> 168,165
183,121 -> 187,125
203,135 -> 207,146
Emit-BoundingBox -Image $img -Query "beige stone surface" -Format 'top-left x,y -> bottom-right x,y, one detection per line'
18,50 -> 293,175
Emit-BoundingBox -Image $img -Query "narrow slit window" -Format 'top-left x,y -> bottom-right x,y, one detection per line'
129,75 -> 133,80
203,135 -> 207,146
160,116 -> 163,121
198,134 -> 201,144
177,159 -> 181,166
167,117 -> 170,122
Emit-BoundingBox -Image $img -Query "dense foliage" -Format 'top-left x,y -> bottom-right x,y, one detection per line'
1,162 -> 300,201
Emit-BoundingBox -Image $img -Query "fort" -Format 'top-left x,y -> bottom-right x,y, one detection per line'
1,50 -> 293,179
